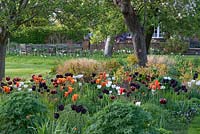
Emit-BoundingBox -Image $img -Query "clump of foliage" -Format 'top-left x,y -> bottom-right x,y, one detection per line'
142,103 -> 170,129
0,91 -> 47,134
160,37 -> 189,54
11,26 -> 85,44
57,58 -> 121,80
57,58 -> 104,77
84,101 -> 161,134
37,110 -> 89,134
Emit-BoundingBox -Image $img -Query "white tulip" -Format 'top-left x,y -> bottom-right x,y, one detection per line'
106,83 -> 111,88
161,86 -> 166,89
24,85 -> 28,88
112,77 -> 115,80
135,102 -> 141,106
116,86 -> 120,90
195,80 -> 200,86
111,85 -> 116,89
97,85 -> 102,89
188,82 -> 192,87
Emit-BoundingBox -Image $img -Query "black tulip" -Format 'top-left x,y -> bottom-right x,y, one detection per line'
92,73 -> 96,77
71,104 -> 77,111
102,89 -> 109,94
32,85 -> 36,91
58,104 -> 64,111
54,113 -> 59,119
98,94 -> 103,99
81,108 -> 87,114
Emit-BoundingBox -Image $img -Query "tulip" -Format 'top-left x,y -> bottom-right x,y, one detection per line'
160,98 -> 167,104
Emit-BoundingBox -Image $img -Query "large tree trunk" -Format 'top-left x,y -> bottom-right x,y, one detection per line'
0,27 -> 8,80
104,36 -> 113,57
117,0 -> 147,66
145,26 -> 154,54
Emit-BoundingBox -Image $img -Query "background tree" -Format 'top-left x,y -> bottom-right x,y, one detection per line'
113,0 -> 200,65
0,0 -> 52,79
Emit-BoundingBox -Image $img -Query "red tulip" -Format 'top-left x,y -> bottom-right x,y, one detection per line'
6,77 -> 10,81
160,98 -> 167,104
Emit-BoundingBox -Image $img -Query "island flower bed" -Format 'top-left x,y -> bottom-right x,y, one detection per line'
0,56 -> 200,134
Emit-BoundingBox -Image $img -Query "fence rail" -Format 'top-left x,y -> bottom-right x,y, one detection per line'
7,41 -> 134,56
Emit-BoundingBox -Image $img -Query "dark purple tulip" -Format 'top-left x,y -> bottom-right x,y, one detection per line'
54,112 -> 59,119
71,104 -> 77,111
58,104 -> 64,111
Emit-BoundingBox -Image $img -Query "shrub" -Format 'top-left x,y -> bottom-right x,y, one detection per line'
84,101 -> 160,134
11,26 -> 85,44
0,91 -> 47,134
159,37 -> 189,54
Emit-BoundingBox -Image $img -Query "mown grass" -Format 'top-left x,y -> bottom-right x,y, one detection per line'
5,53 -> 126,78
5,54 -> 200,79
6,55 -> 70,78
188,115 -> 200,134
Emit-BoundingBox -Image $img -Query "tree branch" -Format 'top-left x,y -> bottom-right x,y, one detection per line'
16,13 -> 37,27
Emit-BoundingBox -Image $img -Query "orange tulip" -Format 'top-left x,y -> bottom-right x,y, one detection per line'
155,80 -> 159,86
35,80 -> 39,84
70,79 -> 75,84
101,82 -> 107,87
99,75 -> 103,80
64,92 -> 69,97
72,94 -> 78,102
33,75 -> 43,83
103,72 -> 106,79
149,80 -> 161,90
127,76 -> 132,82
151,85 -> 156,90
66,76 -> 72,81
3,86 -> 10,93
60,86 -> 64,91
96,79 -> 101,84
57,78 -> 66,84
16,82 -> 20,87
68,86 -> 73,93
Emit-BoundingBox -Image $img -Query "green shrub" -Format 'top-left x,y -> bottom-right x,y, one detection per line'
11,26 -> 85,44
0,91 -> 47,134
84,101 -> 159,134
159,38 -> 189,54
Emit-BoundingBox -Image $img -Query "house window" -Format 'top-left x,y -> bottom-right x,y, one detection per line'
152,26 -> 163,39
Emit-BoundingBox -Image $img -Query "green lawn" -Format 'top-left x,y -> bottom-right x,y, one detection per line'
5,55 -> 70,78
188,115 -> 200,134
5,54 -> 200,79
5,54 -> 115,78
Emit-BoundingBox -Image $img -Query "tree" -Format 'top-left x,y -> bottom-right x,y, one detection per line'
113,0 -> 200,65
55,0 -> 200,66
114,0 -> 147,66
0,0 -> 52,79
